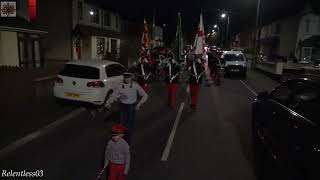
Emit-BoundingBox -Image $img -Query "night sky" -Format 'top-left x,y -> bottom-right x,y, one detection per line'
95,0 -> 318,43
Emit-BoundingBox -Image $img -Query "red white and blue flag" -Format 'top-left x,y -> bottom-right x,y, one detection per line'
141,19 -> 150,51
194,13 -> 206,59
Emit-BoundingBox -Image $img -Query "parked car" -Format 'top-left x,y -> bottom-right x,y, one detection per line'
221,51 -> 247,77
252,75 -> 320,180
54,60 -> 127,105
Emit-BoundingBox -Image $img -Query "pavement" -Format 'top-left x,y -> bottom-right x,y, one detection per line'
0,66 -> 280,180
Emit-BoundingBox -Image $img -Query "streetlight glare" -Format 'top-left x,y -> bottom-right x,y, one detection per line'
221,13 -> 226,18
89,11 -> 94,15
214,24 -> 218,28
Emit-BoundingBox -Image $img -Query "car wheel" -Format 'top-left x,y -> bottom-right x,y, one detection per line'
55,98 -> 65,105
242,72 -> 247,79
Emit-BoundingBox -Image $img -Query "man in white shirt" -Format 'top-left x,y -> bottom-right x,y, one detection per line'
105,73 -> 148,144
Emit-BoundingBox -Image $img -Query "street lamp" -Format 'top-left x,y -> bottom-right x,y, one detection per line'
220,12 -> 230,48
213,24 -> 221,47
89,10 -> 94,15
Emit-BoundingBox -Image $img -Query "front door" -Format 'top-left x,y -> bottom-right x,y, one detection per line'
111,39 -> 117,61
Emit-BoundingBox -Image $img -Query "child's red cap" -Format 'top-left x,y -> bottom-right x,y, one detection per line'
111,123 -> 128,134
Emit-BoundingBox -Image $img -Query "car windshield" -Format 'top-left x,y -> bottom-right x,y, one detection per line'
59,64 -> 100,79
224,54 -> 244,61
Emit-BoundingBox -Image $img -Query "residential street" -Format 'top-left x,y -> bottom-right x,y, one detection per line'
0,66 -> 281,180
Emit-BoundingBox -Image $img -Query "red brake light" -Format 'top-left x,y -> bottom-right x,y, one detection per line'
87,81 -> 105,88
55,77 -> 63,84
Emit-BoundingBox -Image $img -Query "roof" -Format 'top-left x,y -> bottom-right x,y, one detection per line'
66,60 -> 120,68
0,17 -> 47,34
72,24 -> 121,38
223,51 -> 244,55
296,74 -> 320,88
299,35 -> 320,47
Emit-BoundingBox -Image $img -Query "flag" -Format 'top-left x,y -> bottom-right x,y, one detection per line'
175,12 -> 184,60
142,19 -> 150,50
194,13 -> 206,59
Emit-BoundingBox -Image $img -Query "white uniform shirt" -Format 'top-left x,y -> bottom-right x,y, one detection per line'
108,82 -> 148,105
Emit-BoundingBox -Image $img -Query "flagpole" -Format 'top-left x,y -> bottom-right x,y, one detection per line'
177,12 -> 181,61
152,9 -> 156,48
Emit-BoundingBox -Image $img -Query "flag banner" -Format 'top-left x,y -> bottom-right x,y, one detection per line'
194,13 -> 206,59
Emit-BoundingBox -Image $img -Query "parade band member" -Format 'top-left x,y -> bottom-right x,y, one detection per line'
136,57 -> 151,93
165,57 -> 180,108
188,58 -> 205,110
207,52 -> 221,84
105,73 -> 148,144
104,123 -> 130,180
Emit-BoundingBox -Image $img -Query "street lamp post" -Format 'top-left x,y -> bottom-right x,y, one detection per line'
252,0 -> 261,69
221,13 -> 230,48
214,24 -> 221,47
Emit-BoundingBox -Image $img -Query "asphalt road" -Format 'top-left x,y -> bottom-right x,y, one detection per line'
0,68 -> 279,180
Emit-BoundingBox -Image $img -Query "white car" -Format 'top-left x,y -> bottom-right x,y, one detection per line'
221,51 -> 247,77
54,60 -> 127,105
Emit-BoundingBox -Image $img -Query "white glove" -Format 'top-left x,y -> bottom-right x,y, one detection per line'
136,104 -> 142,111
105,102 -> 112,109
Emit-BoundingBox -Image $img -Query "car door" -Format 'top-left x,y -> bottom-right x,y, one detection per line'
287,83 -> 320,179
264,81 -> 296,159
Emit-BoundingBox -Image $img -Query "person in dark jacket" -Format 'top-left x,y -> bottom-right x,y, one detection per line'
164,57 -> 181,108
207,52 -> 221,84
188,58 -> 205,110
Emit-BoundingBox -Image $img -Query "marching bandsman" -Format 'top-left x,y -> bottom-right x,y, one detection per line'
135,56 -> 151,93
164,55 -> 180,108
105,73 -> 148,144
188,58 -> 205,110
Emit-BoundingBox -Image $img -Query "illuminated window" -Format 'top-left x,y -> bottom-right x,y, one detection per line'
97,37 -> 105,55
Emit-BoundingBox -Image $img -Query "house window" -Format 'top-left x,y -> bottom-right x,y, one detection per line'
97,37 -> 105,55
115,15 -> 119,28
275,23 -> 281,34
104,11 -> 111,26
305,19 -> 310,33
90,9 -> 99,24
301,47 -> 312,62
77,1 -> 83,20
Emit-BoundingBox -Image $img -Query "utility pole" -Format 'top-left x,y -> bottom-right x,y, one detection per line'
252,0 -> 261,69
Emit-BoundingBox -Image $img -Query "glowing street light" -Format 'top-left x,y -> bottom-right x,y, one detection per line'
214,24 -> 218,28
89,11 -> 94,15
220,12 -> 230,48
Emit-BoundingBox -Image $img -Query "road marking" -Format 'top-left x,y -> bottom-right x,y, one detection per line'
0,108 -> 86,159
161,102 -> 185,161
240,80 -> 258,96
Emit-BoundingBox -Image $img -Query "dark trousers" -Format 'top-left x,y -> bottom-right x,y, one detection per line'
189,84 -> 200,106
119,103 -> 136,144
167,83 -> 178,107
